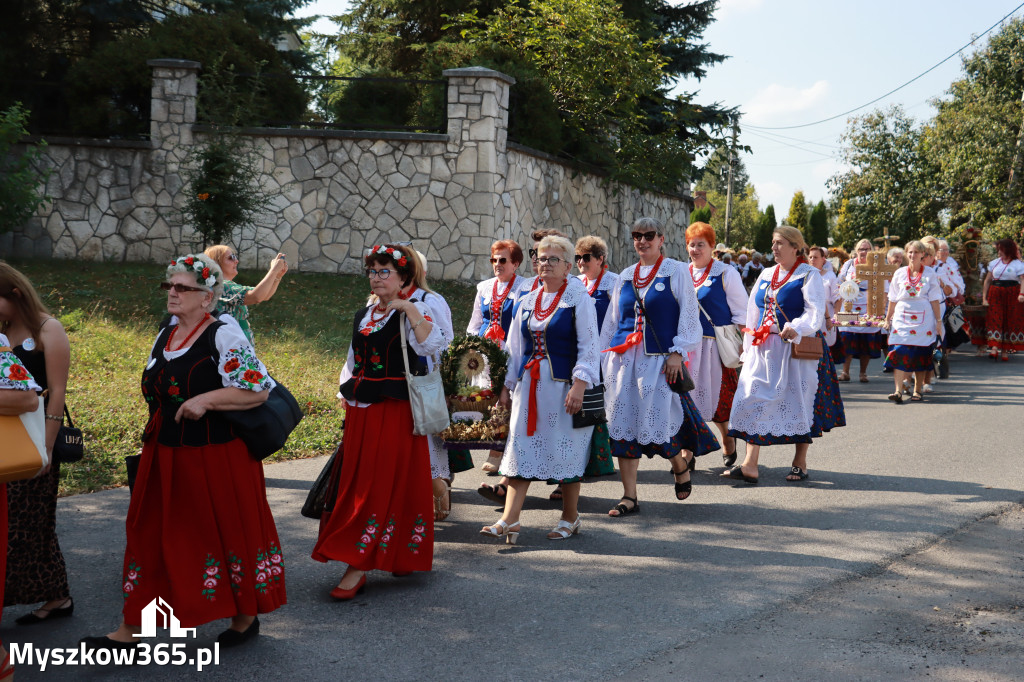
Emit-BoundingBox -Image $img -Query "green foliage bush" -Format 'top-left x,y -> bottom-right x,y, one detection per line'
65,12 -> 307,137
0,103 -> 50,234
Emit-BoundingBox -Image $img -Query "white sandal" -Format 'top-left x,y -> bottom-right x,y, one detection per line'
546,517 -> 581,540
479,519 -> 520,545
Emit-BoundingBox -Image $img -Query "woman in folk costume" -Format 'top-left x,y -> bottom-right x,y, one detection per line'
933,239 -> 966,378
917,236 -> 958,393
83,254 -> 284,652
809,246 -> 844,369
467,239 -> 530,477
724,226 -> 845,484
601,217 -> 719,517
837,239 -> 887,382
0,332 -> 44,679
981,238 -> 1024,361
881,240 -> 944,403
571,235 -> 619,482
684,222 -> 748,468
479,236 -> 601,544
313,244 -> 445,599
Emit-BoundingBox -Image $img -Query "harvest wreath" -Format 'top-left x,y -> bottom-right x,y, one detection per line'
440,334 -> 508,412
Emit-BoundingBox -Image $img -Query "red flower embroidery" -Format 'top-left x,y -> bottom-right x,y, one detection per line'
224,358 -> 240,372
370,354 -> 380,364
243,369 -> 263,383
168,385 -> 180,396
8,364 -> 29,381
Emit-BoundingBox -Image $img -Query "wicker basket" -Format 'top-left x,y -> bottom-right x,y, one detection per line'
447,395 -> 498,414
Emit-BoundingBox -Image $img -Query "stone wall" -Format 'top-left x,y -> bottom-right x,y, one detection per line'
2,62 -> 691,279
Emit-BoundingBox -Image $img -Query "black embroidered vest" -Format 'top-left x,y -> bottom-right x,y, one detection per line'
340,308 -> 426,403
141,320 -> 239,447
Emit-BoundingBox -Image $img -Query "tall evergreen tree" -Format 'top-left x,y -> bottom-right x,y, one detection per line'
809,200 -> 829,247
753,204 -> 776,253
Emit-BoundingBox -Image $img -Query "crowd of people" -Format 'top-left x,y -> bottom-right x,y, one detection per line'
0,218 -> 1021,666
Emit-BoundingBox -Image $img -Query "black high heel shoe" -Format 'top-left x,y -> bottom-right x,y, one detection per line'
216,617 -> 260,648
16,598 -> 74,626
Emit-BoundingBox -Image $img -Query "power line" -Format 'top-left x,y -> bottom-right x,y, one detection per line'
745,1 -> 1024,130
745,129 -> 836,159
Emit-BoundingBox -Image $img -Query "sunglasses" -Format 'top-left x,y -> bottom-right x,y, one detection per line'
160,282 -> 207,294
574,253 -> 594,263
632,231 -> 659,242
226,253 -> 239,262
489,257 -> 509,265
365,268 -> 392,280
529,248 -> 538,260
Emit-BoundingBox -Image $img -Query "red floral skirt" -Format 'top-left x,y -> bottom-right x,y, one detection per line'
985,285 -> 1024,351
121,430 -> 286,628
712,366 -> 739,423
312,400 -> 433,573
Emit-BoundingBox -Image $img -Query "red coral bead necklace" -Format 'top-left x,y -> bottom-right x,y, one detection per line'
533,280 -> 568,321
633,254 -> 664,290
166,313 -> 211,352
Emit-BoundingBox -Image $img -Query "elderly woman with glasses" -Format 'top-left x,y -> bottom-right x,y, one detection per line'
480,235 -> 600,544
313,244 -> 445,598
837,239 -> 887,382
571,235 -> 619,481
601,217 -> 719,516
204,246 -> 288,345
83,254 -> 283,652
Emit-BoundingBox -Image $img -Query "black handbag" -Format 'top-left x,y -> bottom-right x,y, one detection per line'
572,384 -> 607,428
222,381 -> 304,461
633,284 -> 695,394
301,440 -> 342,519
52,405 -> 84,464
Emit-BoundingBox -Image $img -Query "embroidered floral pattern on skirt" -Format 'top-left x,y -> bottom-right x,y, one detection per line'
883,343 -> 936,372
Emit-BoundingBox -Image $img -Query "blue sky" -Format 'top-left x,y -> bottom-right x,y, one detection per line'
295,0 -> 1024,212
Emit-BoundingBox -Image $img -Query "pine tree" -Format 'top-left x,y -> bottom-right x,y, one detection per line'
809,200 -> 829,247
753,204 -> 776,253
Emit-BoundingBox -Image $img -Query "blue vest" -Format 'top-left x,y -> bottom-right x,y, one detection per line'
609,275 -> 679,355
478,283 -> 517,338
696,272 -> 733,336
754,270 -> 806,327
517,305 -> 577,382
591,288 -> 612,329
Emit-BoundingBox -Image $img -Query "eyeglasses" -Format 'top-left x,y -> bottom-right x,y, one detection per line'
574,253 -> 594,263
160,282 -> 207,294
528,248 -> 538,260
537,256 -> 564,266
632,231 -> 658,242
226,253 -> 239,262
365,268 -> 392,280
490,257 -> 508,265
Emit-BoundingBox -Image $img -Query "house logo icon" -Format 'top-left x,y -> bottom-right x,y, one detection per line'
139,597 -> 197,638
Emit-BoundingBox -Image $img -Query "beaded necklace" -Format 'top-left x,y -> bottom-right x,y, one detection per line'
633,255 -> 664,290
165,313 -> 211,352
490,275 -> 516,318
533,280 -> 568,322
584,268 -> 605,296
905,267 -> 924,297
689,261 -> 712,288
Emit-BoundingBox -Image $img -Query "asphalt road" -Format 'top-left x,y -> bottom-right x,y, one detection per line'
3,349 -> 1022,681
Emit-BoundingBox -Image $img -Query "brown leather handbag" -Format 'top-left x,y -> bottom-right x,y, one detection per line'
775,303 -> 824,360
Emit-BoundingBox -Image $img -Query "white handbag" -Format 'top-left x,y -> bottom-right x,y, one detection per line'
399,314 -> 451,436
698,302 -> 744,369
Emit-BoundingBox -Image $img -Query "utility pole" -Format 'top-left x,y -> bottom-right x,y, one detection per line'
724,117 -> 739,246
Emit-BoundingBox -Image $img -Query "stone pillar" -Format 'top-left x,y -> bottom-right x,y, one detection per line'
442,66 -> 516,278
145,59 -> 200,261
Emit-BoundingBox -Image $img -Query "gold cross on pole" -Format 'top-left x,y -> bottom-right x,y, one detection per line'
854,252 -> 899,317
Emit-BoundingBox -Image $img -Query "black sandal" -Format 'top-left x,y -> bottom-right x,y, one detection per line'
785,466 -> 809,482
477,482 -> 508,503
722,450 -> 737,468
721,465 -> 758,485
608,496 -> 639,517
672,467 -> 692,501
887,392 -> 903,404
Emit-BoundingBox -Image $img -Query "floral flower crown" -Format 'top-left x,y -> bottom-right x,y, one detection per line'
368,244 -> 409,268
169,254 -> 219,289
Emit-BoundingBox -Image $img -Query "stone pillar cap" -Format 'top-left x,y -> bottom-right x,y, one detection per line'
442,66 -> 515,85
147,59 -> 201,70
